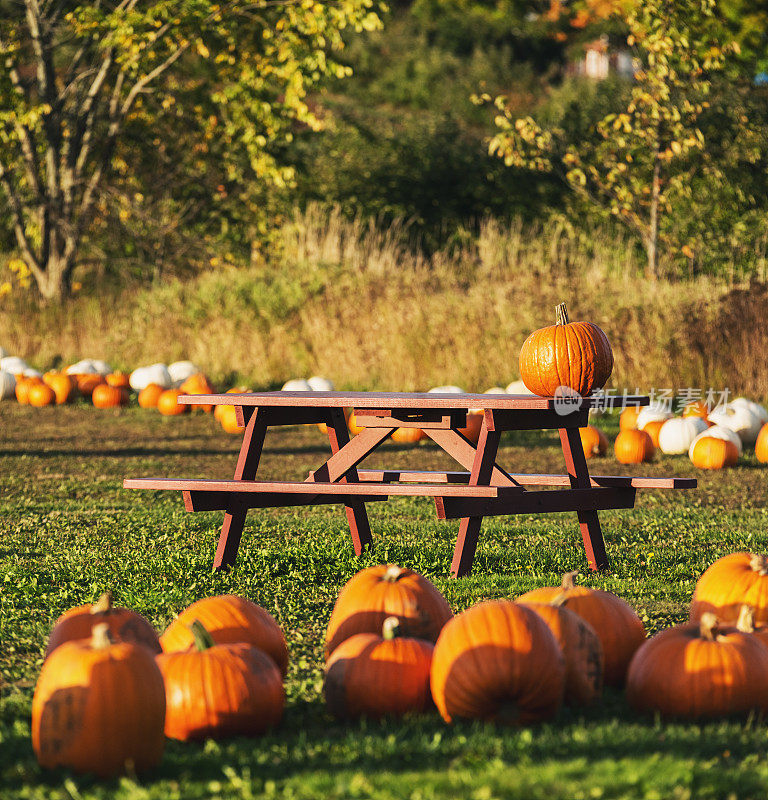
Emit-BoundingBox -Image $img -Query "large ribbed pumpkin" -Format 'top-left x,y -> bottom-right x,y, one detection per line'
156,621 -> 284,740
46,592 -> 161,658
28,381 -> 56,407
690,553 -> 768,626
516,572 -> 645,687
518,601 -> 603,706
626,613 -> 768,719
325,565 -> 452,659
430,600 -> 565,724
32,624 -> 165,777
324,617 -> 434,719
160,595 -> 288,676
519,303 -> 613,397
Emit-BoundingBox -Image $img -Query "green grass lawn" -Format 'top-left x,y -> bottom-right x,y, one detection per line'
3,403 -> 768,799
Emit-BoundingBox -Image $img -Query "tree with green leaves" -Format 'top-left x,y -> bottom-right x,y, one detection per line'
0,0 -> 383,300
486,0 -> 738,279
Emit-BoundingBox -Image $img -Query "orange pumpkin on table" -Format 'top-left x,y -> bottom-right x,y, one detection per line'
157,389 -> 188,416
519,302 -> 613,397
156,620 -> 284,741
32,624 -> 166,777
614,429 -> 654,464
324,617 -> 434,719
579,425 -> 608,459
92,383 -> 128,409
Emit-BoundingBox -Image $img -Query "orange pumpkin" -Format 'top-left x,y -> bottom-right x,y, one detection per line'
325,564 -> 453,659
15,376 -> 35,404
756,423 -> 768,464
516,572 -> 646,687
391,426 -> 424,445
28,381 -> 56,407
215,387 -> 251,423
324,617 -> 434,719
46,591 -> 161,658
92,383 -> 128,409
160,594 -> 288,676
689,436 -> 739,469
614,428 -> 654,464
518,601 -> 603,706
106,371 -> 131,389
640,419 -> 665,449
157,389 -> 188,416
179,373 -> 216,413
219,404 -> 245,434
348,412 -> 366,436
32,624 -> 165,777
459,412 -> 484,444
318,407 -> 351,435
619,406 -> 641,431
43,372 -> 75,405
626,613 -> 768,719
156,620 -> 284,741
579,425 -> 608,459
138,382 -> 165,409
519,303 -> 613,397
75,374 -> 105,397
430,600 -> 565,724
690,552 -> 768,626
682,400 -> 709,420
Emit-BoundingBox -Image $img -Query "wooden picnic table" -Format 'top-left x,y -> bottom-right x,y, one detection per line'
124,391 -> 696,577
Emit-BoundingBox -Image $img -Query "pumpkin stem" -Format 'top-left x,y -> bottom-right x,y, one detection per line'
561,571 -> 578,590
555,303 -> 570,326
382,616 -> 402,640
699,612 -> 720,642
91,591 -> 113,615
750,554 -> 768,576
91,623 -> 114,650
736,604 -> 756,633
189,619 -> 216,652
383,564 -> 406,582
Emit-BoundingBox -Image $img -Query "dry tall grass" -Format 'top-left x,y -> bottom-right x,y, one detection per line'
2,207 -> 766,398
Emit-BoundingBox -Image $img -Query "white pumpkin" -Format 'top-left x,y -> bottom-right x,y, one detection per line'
65,359 -> 97,375
636,403 -> 674,431
281,378 -> 313,392
1,356 -> 28,374
307,376 -> 335,392
428,385 -> 464,394
731,397 -> 768,426
689,425 -> 743,458
23,368 -> 42,379
505,380 -> 534,395
707,403 -> 762,444
91,360 -> 112,376
0,370 -> 16,400
658,416 -> 708,455
484,387 -> 506,395
168,360 -> 200,386
129,363 -> 172,392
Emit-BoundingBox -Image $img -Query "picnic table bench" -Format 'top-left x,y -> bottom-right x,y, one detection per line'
124,391 -> 696,577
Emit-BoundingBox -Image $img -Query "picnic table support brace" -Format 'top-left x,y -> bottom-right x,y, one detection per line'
450,415 -> 502,578
559,426 -> 610,571
213,407 -> 265,570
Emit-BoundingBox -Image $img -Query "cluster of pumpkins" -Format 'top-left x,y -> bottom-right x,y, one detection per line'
32,552 -> 768,779
577,396 -> 768,470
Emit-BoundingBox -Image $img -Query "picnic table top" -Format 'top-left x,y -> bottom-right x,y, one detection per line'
179,391 -> 650,412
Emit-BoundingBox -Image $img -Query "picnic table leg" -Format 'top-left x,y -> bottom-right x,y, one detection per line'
451,416 -> 502,578
326,408 -> 373,556
559,426 -> 610,571
213,407 -> 268,570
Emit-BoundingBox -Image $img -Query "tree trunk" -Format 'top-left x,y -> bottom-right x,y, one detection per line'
646,157 -> 661,281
